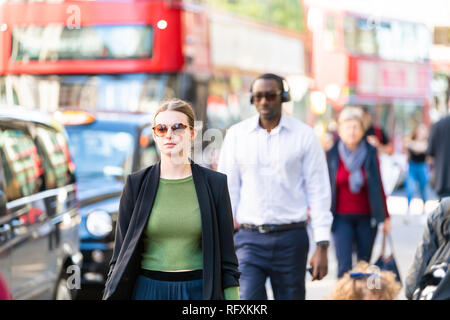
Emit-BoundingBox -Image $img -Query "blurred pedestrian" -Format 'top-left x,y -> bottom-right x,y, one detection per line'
330,261 -> 401,300
405,197 -> 450,300
103,99 -> 240,300
327,106 -> 391,278
218,73 -> 333,300
358,105 -> 393,155
404,123 -> 429,219
427,115 -> 450,200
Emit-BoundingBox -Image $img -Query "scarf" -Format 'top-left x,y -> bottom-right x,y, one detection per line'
338,140 -> 368,194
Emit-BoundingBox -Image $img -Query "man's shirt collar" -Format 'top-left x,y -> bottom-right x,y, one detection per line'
247,112 -> 291,133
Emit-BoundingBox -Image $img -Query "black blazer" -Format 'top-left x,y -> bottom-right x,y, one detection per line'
102,160 -> 240,300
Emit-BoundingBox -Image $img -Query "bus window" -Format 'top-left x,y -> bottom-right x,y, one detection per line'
344,16 -> 358,53
344,17 -> 378,56
324,15 -> 337,51
11,25 -> 154,61
356,18 -> 378,56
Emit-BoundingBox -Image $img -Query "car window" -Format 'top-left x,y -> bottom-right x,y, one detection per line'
66,128 -> 134,181
0,128 -> 44,201
35,125 -> 74,189
138,125 -> 159,170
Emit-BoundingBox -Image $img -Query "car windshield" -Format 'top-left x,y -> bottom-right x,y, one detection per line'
65,128 -> 134,181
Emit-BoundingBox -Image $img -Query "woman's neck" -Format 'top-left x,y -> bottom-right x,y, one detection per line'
160,154 -> 192,179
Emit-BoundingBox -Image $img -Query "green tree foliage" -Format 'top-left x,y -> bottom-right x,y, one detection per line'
208,0 -> 305,32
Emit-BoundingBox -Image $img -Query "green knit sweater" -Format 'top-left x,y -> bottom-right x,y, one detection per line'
141,176 -> 239,300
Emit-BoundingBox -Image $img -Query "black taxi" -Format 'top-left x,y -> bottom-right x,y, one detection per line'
56,110 -> 159,299
0,107 -> 82,300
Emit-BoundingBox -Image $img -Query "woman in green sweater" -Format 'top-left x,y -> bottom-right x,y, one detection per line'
103,99 -> 240,300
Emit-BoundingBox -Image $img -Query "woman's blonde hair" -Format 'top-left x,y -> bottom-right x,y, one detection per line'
338,106 -> 366,131
330,261 -> 402,300
154,98 -> 196,128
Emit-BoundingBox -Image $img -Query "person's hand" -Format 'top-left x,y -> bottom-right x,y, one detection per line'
366,135 -> 381,148
309,246 -> 328,281
382,218 -> 391,234
233,220 -> 240,231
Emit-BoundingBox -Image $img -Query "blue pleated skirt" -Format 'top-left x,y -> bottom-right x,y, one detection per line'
132,270 -> 203,300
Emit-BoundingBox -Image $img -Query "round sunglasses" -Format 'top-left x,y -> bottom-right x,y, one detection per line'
152,123 -> 189,137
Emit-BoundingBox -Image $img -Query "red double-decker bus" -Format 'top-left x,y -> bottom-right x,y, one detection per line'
0,0 -> 197,112
0,0 -> 311,133
304,3 -> 433,148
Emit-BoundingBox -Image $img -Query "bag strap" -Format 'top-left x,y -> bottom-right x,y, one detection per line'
380,232 -> 386,257
380,232 -> 396,258
387,233 -> 396,256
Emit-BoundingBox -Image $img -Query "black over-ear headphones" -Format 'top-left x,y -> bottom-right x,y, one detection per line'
250,73 -> 291,104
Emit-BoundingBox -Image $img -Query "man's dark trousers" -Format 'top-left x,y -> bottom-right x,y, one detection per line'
234,227 -> 309,300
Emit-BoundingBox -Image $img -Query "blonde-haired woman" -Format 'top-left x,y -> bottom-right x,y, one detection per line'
326,106 -> 391,278
103,99 -> 240,300
331,261 -> 401,300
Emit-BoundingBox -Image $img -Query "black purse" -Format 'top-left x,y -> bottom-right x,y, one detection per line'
374,233 -> 402,284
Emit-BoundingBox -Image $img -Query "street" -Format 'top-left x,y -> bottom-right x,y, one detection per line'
1,0 -> 449,302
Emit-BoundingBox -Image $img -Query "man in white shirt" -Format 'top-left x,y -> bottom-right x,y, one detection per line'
217,73 -> 333,300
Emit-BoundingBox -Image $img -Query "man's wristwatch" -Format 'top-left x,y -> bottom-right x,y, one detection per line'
317,241 -> 330,248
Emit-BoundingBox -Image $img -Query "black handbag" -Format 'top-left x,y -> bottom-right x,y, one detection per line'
374,233 -> 402,284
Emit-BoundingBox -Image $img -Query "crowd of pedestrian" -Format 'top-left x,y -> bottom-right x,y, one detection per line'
102,73 -> 450,301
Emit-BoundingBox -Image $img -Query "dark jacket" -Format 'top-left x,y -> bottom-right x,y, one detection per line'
427,115 -> 450,197
102,160 -> 240,300
405,197 -> 450,300
326,140 -> 388,229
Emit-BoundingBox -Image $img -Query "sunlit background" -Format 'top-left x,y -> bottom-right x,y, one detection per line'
1,0 -> 449,136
